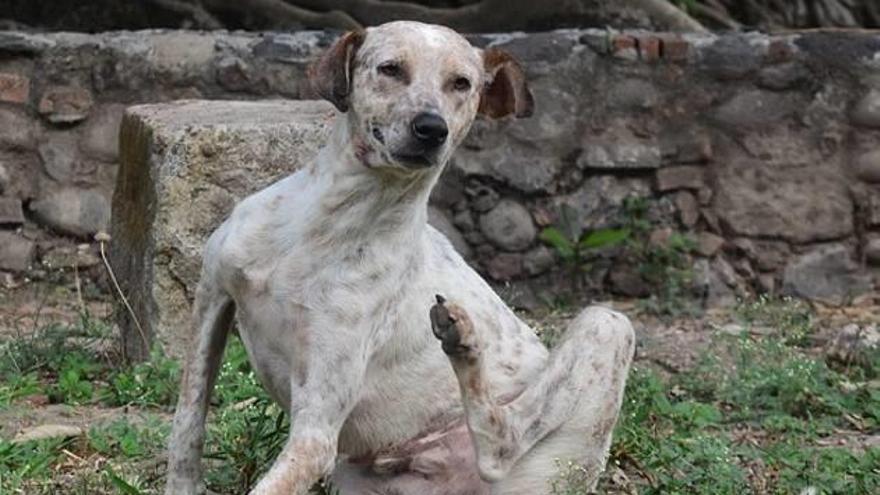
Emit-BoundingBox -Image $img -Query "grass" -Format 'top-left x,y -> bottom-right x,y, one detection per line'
581,297 -> 880,495
2,298 -> 879,494
0,311 -> 300,494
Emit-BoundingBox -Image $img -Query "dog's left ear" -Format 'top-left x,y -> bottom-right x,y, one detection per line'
478,48 -> 534,119
308,31 -> 366,112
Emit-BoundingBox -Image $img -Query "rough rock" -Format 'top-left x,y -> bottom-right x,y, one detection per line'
0,32 -> 54,54
0,231 -> 35,272
0,107 -> 36,150
854,149 -> 880,183
42,245 -> 101,269
555,176 -> 651,231
81,104 -> 125,162
0,152 -> 39,200
523,246 -> 556,276
700,35 -> 762,80
851,90 -> 880,128
694,257 -> 736,307
674,191 -> 699,227
655,166 -> 705,192
485,253 -> 524,281
0,197 -> 25,225
38,86 -> 93,124
0,162 -> 8,193
663,129 -> 713,165
216,56 -> 252,92
607,79 -> 659,110
38,132 -> 83,182
0,72 -> 29,104
479,199 -> 536,252
739,126 -> 821,168
782,244 -> 874,305
466,183 -> 499,213
149,32 -> 216,83
826,324 -> 879,366
715,166 -> 852,243
428,207 -> 472,259
452,210 -> 475,232
695,232 -> 724,257
866,193 -> 880,227
866,236 -> 880,266
609,265 -> 649,297
757,273 -> 776,294
455,144 -> 564,194
757,62 -> 808,91
111,100 -> 335,359
12,424 -> 82,444
30,187 -> 110,238
714,90 -> 797,129
579,137 -> 661,169
746,239 -> 791,271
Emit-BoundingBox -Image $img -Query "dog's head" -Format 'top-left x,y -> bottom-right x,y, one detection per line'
308,21 -> 533,171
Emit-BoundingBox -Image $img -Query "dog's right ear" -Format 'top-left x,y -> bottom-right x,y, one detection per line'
478,47 -> 534,119
307,31 -> 366,113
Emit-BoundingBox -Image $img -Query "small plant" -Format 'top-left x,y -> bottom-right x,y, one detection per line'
540,197 -> 699,315
734,295 -> 813,345
88,417 -> 168,459
107,348 -> 180,408
539,203 -> 631,271
53,354 -> 99,404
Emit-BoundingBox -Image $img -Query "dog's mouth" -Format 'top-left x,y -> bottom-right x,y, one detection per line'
391,152 -> 434,169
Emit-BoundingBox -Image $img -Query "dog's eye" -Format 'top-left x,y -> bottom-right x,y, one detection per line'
452,77 -> 471,92
378,62 -> 404,79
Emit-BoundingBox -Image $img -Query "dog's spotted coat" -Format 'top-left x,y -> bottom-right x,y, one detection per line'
165,21 -> 634,495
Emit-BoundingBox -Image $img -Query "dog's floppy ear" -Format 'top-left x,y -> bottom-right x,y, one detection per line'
308,31 -> 366,112
478,47 -> 534,119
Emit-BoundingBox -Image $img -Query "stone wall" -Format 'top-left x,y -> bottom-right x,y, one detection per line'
1,28 -> 879,307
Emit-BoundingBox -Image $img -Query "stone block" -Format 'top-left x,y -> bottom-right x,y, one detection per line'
0,73 -> 29,104
0,197 -> 24,225
656,165 -> 705,192
715,165 -> 852,243
110,100 -> 335,359
38,86 -> 93,124
0,231 -> 35,272
782,244 -> 874,305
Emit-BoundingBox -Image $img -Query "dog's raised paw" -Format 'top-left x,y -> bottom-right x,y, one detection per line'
430,295 -> 476,356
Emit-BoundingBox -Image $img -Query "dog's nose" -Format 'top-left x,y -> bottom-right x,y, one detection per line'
410,113 -> 448,148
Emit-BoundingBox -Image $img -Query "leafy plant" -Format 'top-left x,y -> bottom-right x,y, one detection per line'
88,417 -> 167,458
539,226 -> 631,266
540,196 -> 699,315
539,203 -> 631,270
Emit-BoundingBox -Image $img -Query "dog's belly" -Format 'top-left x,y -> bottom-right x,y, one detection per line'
337,294 -> 465,456
331,421 -> 490,495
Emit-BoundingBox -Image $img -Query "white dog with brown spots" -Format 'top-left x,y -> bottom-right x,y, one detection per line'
165,21 -> 635,495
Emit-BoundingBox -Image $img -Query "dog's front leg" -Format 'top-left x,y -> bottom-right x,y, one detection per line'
249,328 -> 369,495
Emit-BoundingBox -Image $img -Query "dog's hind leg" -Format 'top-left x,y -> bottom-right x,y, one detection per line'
165,278 -> 236,495
430,299 -> 634,492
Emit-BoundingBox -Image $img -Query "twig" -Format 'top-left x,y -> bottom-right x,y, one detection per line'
73,262 -> 86,317
95,232 -> 149,354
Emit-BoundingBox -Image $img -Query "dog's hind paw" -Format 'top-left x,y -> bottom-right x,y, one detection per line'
430,295 -> 478,357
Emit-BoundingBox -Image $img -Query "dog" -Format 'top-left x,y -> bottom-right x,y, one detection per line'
165,21 -> 635,495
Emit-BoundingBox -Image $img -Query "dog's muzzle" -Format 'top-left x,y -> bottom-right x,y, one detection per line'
392,112 -> 448,169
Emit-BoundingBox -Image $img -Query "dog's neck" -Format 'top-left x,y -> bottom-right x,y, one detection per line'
306,117 -> 444,248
